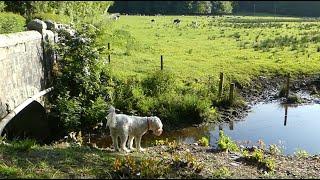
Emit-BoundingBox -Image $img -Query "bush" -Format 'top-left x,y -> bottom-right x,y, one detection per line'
217,130 -> 239,152
0,2 -> 6,12
50,24 -> 114,132
155,92 -> 215,127
0,12 -> 25,34
32,12 -> 71,24
142,70 -> 176,97
113,76 -> 144,114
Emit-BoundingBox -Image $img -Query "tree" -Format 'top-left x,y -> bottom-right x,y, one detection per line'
194,1 -> 212,14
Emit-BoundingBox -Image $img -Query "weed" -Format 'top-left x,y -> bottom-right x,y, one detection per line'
212,167 -> 231,178
294,149 -> 309,158
198,136 -> 209,147
11,139 -> 37,152
269,144 -> 283,155
0,164 -> 20,178
217,130 -> 239,152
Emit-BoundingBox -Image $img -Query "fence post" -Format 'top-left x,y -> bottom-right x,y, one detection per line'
286,73 -> 290,99
161,55 -> 163,70
108,43 -> 111,63
229,83 -> 235,104
218,72 -> 224,98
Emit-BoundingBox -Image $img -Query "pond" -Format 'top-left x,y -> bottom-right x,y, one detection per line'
89,101 -> 320,155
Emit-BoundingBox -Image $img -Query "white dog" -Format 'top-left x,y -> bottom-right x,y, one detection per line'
106,106 -> 163,152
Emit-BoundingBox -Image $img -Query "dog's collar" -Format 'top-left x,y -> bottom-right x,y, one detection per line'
147,117 -> 151,130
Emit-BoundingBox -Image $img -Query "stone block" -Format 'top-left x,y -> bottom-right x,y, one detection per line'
27,19 -> 47,32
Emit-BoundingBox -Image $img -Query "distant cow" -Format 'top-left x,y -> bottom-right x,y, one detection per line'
110,13 -> 120,20
173,19 -> 181,24
151,19 -> 155,22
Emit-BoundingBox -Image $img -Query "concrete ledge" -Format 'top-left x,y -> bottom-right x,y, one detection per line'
0,31 -> 42,48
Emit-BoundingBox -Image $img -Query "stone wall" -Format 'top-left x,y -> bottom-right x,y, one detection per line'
0,29 -> 54,119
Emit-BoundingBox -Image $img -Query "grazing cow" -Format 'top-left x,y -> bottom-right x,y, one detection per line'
110,13 -> 120,20
173,19 -> 181,24
151,19 -> 155,23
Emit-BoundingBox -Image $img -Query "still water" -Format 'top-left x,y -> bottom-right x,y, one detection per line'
90,102 -> 320,155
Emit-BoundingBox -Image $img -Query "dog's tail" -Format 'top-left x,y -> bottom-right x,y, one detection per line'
106,106 -> 116,128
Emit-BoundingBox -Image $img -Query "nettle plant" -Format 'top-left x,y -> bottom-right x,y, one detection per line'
51,23 -> 114,132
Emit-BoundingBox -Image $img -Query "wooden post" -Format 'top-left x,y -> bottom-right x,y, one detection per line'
161,55 -> 163,70
284,105 -> 288,126
218,72 -> 224,98
229,83 -> 235,104
108,43 -> 111,63
286,73 -> 290,99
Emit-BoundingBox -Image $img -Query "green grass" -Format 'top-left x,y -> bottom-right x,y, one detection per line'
0,141 -> 115,178
106,15 -> 320,86
88,15 -> 320,127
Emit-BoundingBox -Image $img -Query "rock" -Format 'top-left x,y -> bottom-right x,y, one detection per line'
193,143 -> 198,146
44,20 -> 57,31
230,162 -> 240,166
0,99 -> 6,119
27,19 -> 47,32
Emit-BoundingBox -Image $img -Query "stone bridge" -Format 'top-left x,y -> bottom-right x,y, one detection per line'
0,21 -> 56,142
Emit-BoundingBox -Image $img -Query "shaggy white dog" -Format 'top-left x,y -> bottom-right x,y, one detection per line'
106,106 -> 163,152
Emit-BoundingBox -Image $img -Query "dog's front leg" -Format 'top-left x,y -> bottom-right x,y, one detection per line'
127,136 -> 135,150
120,134 -> 130,153
135,135 -> 145,152
111,135 -> 119,151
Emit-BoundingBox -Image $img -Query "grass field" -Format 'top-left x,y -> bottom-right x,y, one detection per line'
106,15 -> 320,85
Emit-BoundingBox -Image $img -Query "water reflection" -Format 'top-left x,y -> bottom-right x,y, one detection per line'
284,105 -> 288,126
88,102 -> 320,155
213,102 -> 320,155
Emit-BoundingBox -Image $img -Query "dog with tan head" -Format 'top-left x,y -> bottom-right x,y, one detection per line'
106,106 -> 163,152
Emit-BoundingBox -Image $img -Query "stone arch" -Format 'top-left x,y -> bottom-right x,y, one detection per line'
1,100 -> 52,143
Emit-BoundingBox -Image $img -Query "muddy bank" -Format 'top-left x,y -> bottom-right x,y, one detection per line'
87,141 -> 320,179
216,74 -> 320,124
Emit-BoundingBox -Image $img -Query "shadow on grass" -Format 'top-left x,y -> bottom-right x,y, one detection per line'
0,143 -> 118,178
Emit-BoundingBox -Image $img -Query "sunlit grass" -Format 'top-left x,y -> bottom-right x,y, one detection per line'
106,15 -> 320,86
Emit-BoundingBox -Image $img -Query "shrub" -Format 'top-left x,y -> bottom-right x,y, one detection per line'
0,12 -> 25,34
113,76 -> 144,114
155,93 -> 214,127
142,70 -> 176,97
32,12 -> 71,24
0,2 -> 5,12
50,24 -> 114,132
